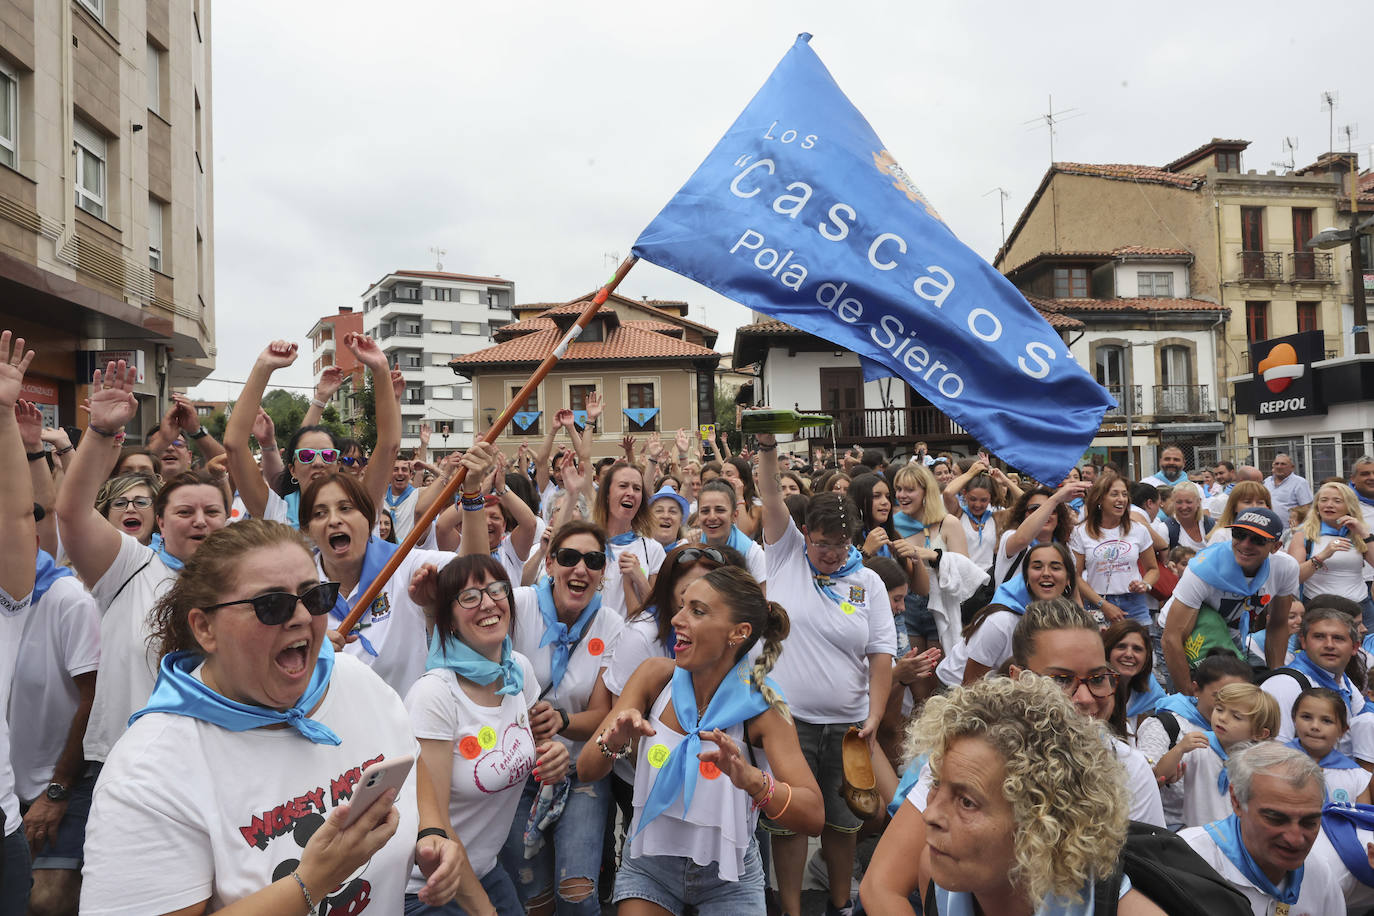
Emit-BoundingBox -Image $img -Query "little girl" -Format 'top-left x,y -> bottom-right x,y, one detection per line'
1288,687 -> 1372,804
1163,682 -> 1279,827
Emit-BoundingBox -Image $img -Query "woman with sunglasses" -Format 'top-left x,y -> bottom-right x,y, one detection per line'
403,554 -> 570,916
756,433 -> 898,916
303,446 -> 497,698
56,360 -> 232,784
225,337 -> 399,528
592,460 -> 665,618
95,471 -> 160,546
81,520 -> 476,914
497,520 -> 623,915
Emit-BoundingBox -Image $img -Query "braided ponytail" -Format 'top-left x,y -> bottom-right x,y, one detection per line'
701,566 -> 794,722
751,601 -> 792,722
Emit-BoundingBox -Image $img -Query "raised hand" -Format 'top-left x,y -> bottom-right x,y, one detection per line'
561,456 -> 587,495
390,368 -> 405,400
0,331 -> 35,412
754,432 -> 777,449
172,393 -> 201,433
85,361 -> 139,432
15,399 -> 43,452
554,408 -> 574,430
419,423 -> 431,448
407,562 -> 442,611
600,708 -> 655,750
256,340 -> 298,371
344,332 -> 389,372
675,427 -> 690,457
251,408 -> 276,449
620,435 -> 635,461
645,431 -> 664,461
316,365 -> 345,400
696,728 -> 758,789
585,390 -> 603,424
459,441 -> 500,486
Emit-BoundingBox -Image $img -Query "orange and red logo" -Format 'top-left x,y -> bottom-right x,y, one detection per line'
1257,343 -> 1304,394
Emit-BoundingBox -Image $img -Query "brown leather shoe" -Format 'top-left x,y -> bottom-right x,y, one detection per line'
840,726 -> 879,819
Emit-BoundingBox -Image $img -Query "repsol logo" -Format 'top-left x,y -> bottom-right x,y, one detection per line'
1259,397 -> 1306,414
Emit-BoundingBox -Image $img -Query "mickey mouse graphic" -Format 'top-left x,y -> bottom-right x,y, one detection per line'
270,813 -> 373,915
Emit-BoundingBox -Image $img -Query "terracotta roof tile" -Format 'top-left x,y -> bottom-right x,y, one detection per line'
1026,294 -> 1227,313
1163,139 -> 1250,173
1038,310 -> 1084,329
1055,162 -> 1205,190
515,293 -> 717,336
452,321 -> 718,368
1110,245 -> 1193,258
734,319 -> 807,335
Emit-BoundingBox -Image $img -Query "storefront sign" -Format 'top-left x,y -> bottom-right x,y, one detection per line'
83,349 -> 147,384
1247,330 -> 1324,418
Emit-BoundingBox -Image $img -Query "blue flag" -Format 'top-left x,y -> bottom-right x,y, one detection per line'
623,407 -> 660,427
513,410 -> 542,431
631,34 -> 1114,484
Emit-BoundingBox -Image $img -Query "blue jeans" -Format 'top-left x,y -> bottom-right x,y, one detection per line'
404,864 -> 522,916
498,775 -> 610,915
1104,592 -> 1149,624
613,837 -> 765,915
0,827 -> 30,916
1360,596 -> 1374,635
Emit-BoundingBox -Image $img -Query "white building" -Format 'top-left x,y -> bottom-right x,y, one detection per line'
360,269 -> 514,453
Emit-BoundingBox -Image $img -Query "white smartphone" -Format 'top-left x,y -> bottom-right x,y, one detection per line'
341,755 -> 414,827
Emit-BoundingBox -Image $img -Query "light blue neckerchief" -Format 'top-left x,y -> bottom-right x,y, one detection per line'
1322,802 -> 1374,887
806,545 -> 865,606
961,506 -> 994,545
327,536 -> 399,657
1204,814 -> 1302,905
1155,693 -> 1211,731
710,525 -> 755,559
32,549 -> 74,604
1320,521 -> 1351,538
154,540 -> 185,572
1207,731 -> 1232,794
1288,651 -> 1354,708
384,485 -> 414,509
1126,679 -> 1167,718
426,630 -> 524,696
1352,484 -> 1374,509
892,512 -> 925,539
988,575 -> 1030,615
283,490 -> 301,528
1187,542 -> 1271,643
1067,496 -> 1084,515
534,576 -> 602,693
608,531 -> 640,548
631,657 -> 777,838
1285,737 -> 1359,771
130,640 -> 341,745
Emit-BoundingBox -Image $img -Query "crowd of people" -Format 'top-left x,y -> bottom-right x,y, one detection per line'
4,329 -> 1374,915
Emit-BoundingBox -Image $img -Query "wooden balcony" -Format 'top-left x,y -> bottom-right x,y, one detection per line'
796,406 -> 971,446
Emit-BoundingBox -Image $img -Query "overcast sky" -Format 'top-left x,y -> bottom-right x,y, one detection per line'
194,0 -> 1371,400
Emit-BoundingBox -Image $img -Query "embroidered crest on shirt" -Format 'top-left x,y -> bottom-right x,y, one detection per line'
368,594 -> 391,622
848,585 -> 866,605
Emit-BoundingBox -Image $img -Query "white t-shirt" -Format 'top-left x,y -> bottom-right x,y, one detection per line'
1171,550 -> 1300,646
1308,816 -> 1374,910
1180,824 -> 1344,916
1135,712 -> 1189,828
958,510 -> 1000,570
991,530 -> 1032,587
510,585 -> 624,757
603,616 -> 671,698
319,546 -> 457,699
1261,664 -> 1374,762
1301,532 -> 1371,602
1069,521 -> 1155,596
80,654 -> 421,916
383,486 -> 421,542
9,575 -> 101,802
0,584 -> 31,836
1180,744 -> 1234,828
1265,473 -> 1314,520
602,535 -> 666,618
403,654 -> 539,880
1317,761 -> 1370,805
85,533 -> 180,762
934,608 -> 1018,688
764,519 -> 896,724
496,519 -> 545,587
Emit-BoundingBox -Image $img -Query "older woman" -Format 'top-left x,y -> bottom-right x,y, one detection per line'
647,485 -> 689,551
404,554 -> 570,916
579,567 -> 823,913
861,675 -> 1165,915
79,520 -> 474,914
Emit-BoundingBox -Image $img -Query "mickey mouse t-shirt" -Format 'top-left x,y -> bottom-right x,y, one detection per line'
80,653 -> 420,916
404,653 -> 539,881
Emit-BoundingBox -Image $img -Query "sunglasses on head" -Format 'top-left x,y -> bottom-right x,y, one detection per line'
339,455 -> 368,468
673,547 -> 726,566
293,447 -> 339,466
554,547 -> 607,570
203,581 -> 341,626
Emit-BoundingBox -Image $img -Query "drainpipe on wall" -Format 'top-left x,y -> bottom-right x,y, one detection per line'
56,0 -> 76,259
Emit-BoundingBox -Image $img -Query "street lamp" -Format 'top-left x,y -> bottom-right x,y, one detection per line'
1307,206 -> 1374,355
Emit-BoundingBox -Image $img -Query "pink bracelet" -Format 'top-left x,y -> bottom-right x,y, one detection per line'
751,771 -> 776,811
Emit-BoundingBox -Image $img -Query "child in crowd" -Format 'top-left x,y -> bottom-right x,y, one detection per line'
1288,687 -> 1372,804
1167,682 -> 1279,827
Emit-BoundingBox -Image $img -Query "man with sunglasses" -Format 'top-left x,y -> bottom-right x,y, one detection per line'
1163,508 -> 1298,692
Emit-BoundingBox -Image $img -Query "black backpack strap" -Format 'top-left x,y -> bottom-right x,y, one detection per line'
1165,517 -> 1181,550
1153,711 -> 1181,748
742,718 -> 760,770
1256,666 -> 1310,691
105,557 -> 155,608
1094,869 -> 1122,916
924,881 -> 938,916
1202,515 -> 1215,536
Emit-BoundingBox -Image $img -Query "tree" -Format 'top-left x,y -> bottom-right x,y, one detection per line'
353,377 -> 378,452
714,382 -> 739,453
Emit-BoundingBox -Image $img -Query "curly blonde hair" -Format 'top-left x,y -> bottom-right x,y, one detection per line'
904,673 -> 1129,908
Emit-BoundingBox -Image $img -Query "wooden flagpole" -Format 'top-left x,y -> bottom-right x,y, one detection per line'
336,255 -> 640,636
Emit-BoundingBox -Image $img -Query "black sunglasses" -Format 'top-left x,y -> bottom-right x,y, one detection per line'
339,455 -> 368,468
674,547 -> 726,566
204,581 -> 341,626
1232,530 -> 1274,547
554,547 -> 607,570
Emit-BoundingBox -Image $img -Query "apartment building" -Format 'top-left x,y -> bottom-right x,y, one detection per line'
360,269 -> 514,453
0,0 -> 215,437
306,305 -> 363,429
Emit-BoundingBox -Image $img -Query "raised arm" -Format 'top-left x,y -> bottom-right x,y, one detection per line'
351,335 -> 401,510
0,332 -> 36,599
988,466 -> 1022,506
171,394 -> 225,465
495,468 -> 539,560
456,443 -> 499,558
224,341 -> 298,520
251,408 -> 284,487
532,416 -> 559,495
942,459 -> 983,516
17,400 -> 57,558
1004,480 -> 1087,558
54,360 -> 140,586
414,452 -> 461,525
755,432 -> 789,546
302,366 -> 344,429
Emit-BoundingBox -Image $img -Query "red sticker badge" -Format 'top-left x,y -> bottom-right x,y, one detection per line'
588,638 -> 605,656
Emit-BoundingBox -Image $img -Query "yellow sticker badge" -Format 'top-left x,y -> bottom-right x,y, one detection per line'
840,602 -> 857,615
478,726 -> 497,750
647,744 -> 671,769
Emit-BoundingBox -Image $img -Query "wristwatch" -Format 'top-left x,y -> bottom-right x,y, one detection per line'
45,782 -> 70,802
189,428 -> 209,439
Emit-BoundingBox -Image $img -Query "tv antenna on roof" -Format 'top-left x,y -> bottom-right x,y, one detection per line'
1321,91 -> 1339,152
1272,137 -> 1298,173
429,246 -> 446,271
1023,95 -> 1084,163
1340,123 -> 1359,153
983,187 -> 1011,247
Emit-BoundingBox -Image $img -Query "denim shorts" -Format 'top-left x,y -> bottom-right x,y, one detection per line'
26,765 -> 97,870
404,864 -> 522,916
1103,592 -> 1149,624
761,719 -> 862,835
903,592 -> 938,641
612,837 -> 764,916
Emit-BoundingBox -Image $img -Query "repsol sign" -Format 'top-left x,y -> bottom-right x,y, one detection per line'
1245,331 -> 1325,419
1258,396 -> 1307,415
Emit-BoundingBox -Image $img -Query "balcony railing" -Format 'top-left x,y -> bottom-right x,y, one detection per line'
1153,384 -> 1210,416
1238,251 -> 1282,281
1289,250 -> 1334,282
794,406 -> 970,442
1102,385 -> 1143,417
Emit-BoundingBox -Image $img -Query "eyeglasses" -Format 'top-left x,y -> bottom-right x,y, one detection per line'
807,538 -> 851,554
110,496 -> 153,510
554,547 -> 607,570
293,448 -> 340,466
1231,530 -> 1274,547
339,455 -> 368,468
673,547 -> 726,566
456,581 -> 512,608
168,440 -> 187,450
1045,671 -> 1119,698
203,581 -> 341,626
